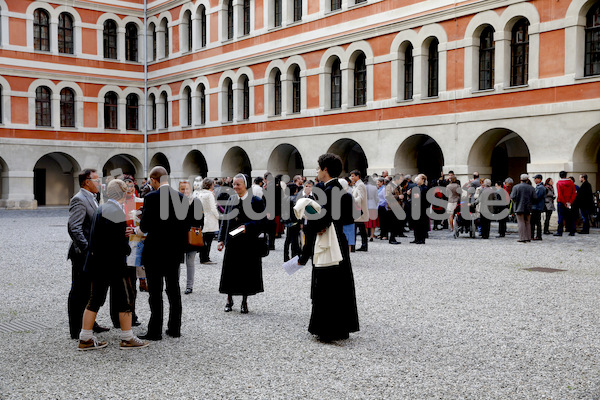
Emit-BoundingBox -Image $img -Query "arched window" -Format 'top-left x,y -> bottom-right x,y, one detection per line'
227,0 -> 234,40
226,79 -> 234,121
0,86 -> 3,124
404,44 -> 413,100
161,91 -> 168,128
294,0 -> 302,22
273,70 -> 282,116
198,84 -> 206,124
125,23 -> 138,62
199,6 -> 207,47
126,94 -> 138,130
354,53 -> 367,106
60,88 -> 75,127
331,58 -> 342,109
103,20 -> 118,59
585,3 -> 600,77
149,93 -> 156,129
274,0 -> 282,27
184,86 -> 192,126
34,9 -> 50,51
164,22 -> 169,57
292,65 -> 301,113
331,0 -> 341,12
243,0 -> 251,35
479,26 -> 495,90
35,86 -> 52,126
150,24 -> 157,61
510,19 -> 529,86
242,76 -> 250,120
104,92 -> 118,129
185,11 -> 192,52
58,13 -> 74,54
427,39 -> 439,97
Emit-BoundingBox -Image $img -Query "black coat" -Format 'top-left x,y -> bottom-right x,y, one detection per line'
140,186 -> 191,266
299,179 -> 359,339
575,181 -> 594,211
84,200 -> 131,275
218,195 -> 266,296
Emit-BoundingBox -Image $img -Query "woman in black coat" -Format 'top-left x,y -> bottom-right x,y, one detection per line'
217,174 -> 266,313
298,153 -> 360,342
410,173 -> 429,244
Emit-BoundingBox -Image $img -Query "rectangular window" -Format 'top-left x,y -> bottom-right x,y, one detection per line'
293,0 -> 302,22
331,0 -> 341,11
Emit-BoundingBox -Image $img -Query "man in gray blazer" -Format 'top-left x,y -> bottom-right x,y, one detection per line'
67,169 -> 108,339
510,174 -> 537,243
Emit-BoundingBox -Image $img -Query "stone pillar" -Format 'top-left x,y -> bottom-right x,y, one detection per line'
118,27 -> 126,62
3,171 -> 37,209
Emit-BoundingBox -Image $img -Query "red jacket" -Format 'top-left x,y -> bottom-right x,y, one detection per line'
556,179 -> 577,205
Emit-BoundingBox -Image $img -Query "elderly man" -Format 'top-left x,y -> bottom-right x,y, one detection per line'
510,174 -> 537,243
67,169 -> 109,339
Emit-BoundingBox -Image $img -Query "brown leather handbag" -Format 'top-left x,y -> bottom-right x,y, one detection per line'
188,227 -> 204,247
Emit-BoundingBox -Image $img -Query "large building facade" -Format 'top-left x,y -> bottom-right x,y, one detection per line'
0,0 -> 598,208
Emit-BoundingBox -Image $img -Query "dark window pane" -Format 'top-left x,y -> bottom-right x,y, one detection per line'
479,26 -> 495,90
274,0 -> 282,27
354,54 -> 366,106
164,24 -> 169,56
244,0 -> 251,35
187,13 -> 193,51
150,94 -> 157,129
585,4 -> 600,76
104,92 -> 118,129
60,88 -> 75,127
292,66 -> 301,113
510,19 -> 529,86
58,13 -> 74,54
242,76 -> 250,119
162,92 -> 168,128
104,20 -> 118,59
294,0 -> 302,21
227,0 -> 234,39
404,44 -> 413,100
227,80 -> 233,121
199,84 -> 206,124
274,70 -> 281,115
428,39 -> 439,97
331,0 -> 341,11
200,7 -> 207,47
36,86 -> 51,126
34,10 -> 50,51
126,23 -> 138,62
126,94 -> 138,130
331,59 -> 342,109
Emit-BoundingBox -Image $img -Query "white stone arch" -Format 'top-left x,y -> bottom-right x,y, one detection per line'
346,41 -> 375,107
193,0 -> 211,49
498,2 -> 541,86
326,137 -> 370,177
390,30 -> 419,101
266,143 -> 305,177
179,4 -> 195,54
219,70 -> 236,122
149,151 -> 172,174
179,79 -> 196,127
463,11 -> 502,92
572,122 -> 600,190
265,59 -> 286,117
221,145 -> 253,176
55,82 -> 84,129
0,154 -> 9,205
155,85 -> 172,129
235,67 -> 255,121
26,2 -> 55,52
28,79 -> 57,128
31,150 -> 83,206
155,13 -> 172,60
146,20 -> 157,62
393,133 -> 445,178
0,0 -> 9,48
319,46 -> 346,110
565,0 -> 600,78
0,74 -> 12,125
96,14 -> 124,61
53,6 -> 83,56
193,76 -> 211,125
283,55 -> 307,114
103,152 -> 144,180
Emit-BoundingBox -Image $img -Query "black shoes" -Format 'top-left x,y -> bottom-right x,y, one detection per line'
410,240 -> 425,244
241,302 -> 249,314
184,288 -> 193,295
356,246 -> 368,252
388,240 -> 400,245
568,233 -> 576,236
369,238 -> 373,242
92,323 -> 110,334
553,233 -> 563,236
166,329 -> 181,338
224,299 -> 233,312
139,333 -> 162,341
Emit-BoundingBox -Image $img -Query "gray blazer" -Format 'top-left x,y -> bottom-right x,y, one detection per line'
510,182 -> 537,214
67,189 -> 98,259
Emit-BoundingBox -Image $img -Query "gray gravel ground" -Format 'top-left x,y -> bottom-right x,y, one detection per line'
0,207 -> 599,399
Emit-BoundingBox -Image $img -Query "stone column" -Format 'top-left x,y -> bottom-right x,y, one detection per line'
3,171 -> 37,209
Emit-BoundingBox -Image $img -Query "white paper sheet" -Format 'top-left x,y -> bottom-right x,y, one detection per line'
229,226 -> 245,237
282,256 -> 303,275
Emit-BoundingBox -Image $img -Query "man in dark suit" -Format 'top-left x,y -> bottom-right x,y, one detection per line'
575,174 -> 594,234
139,166 -> 190,340
67,168 -> 109,339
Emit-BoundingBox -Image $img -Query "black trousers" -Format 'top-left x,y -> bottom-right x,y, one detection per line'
198,231 -> 215,262
284,223 -> 302,259
498,216 -> 508,236
68,253 -> 91,339
145,262 -> 182,337
480,216 -> 491,239
544,210 -> 553,233
377,206 -> 388,238
531,210 -> 543,239
355,222 -> 368,247
88,269 -> 134,314
110,267 -> 137,328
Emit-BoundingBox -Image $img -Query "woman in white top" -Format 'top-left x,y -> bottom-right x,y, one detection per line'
196,178 -> 220,264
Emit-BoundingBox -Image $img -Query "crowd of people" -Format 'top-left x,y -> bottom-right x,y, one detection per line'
67,157 -> 597,350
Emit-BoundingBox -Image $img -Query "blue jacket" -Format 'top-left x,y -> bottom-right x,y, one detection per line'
532,183 -> 546,211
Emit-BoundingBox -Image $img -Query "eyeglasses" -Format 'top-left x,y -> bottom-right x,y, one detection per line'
87,178 -> 101,184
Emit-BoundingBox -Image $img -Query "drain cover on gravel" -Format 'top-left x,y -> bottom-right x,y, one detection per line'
0,320 -> 50,333
525,267 -> 567,273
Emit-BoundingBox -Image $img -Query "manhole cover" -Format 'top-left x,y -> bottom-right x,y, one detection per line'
0,320 -> 50,333
525,267 -> 567,273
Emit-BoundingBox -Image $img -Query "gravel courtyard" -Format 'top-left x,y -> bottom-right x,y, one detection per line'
0,207 -> 599,399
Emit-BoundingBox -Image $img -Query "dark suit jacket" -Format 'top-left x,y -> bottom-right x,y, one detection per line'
140,185 -> 191,266
67,189 -> 98,260
575,181 -> 594,210
84,200 -> 130,274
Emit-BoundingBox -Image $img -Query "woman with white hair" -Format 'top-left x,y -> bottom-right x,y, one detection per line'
410,174 -> 429,244
78,179 -> 149,350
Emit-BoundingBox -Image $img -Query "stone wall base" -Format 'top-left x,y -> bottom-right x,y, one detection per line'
0,199 -> 38,209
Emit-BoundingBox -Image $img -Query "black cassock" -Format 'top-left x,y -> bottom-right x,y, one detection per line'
299,179 -> 360,340
218,195 -> 266,296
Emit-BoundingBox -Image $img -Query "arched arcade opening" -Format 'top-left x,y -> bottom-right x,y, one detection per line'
182,150 -> 209,179
394,135 -> 444,180
149,152 -> 171,174
103,154 -> 143,179
573,123 -> 600,191
267,144 -> 304,178
221,146 -> 252,177
33,152 -> 81,206
0,156 -> 8,202
468,129 -> 531,184
327,139 -> 368,178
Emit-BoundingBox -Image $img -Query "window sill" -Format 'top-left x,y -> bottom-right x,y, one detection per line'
471,88 -> 495,94
396,98 -> 414,103
348,0 -> 368,10
325,8 -> 344,15
347,104 -> 367,109
421,96 -> 440,100
574,74 -> 600,82
503,84 -> 529,90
